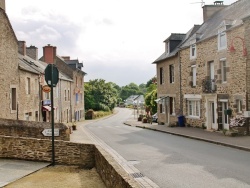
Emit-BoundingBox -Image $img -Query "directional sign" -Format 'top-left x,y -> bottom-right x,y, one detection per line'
42,128 -> 59,137
45,64 -> 59,87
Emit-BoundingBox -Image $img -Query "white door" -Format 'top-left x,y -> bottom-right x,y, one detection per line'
222,102 -> 229,130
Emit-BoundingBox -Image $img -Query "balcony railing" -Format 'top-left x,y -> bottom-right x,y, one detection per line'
202,79 -> 216,93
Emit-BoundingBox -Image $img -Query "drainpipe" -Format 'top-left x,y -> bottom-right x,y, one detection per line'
178,49 -> 183,115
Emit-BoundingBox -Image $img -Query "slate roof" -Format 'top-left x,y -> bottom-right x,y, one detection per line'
153,25 -> 200,63
181,0 -> 250,48
19,54 -> 73,82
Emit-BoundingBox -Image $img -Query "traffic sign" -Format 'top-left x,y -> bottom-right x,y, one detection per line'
42,128 -> 59,136
45,64 -> 59,87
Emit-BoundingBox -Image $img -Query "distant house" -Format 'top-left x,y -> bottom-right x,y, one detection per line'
125,95 -> 144,107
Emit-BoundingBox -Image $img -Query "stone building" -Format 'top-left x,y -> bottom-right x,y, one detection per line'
153,30 -> 199,125
154,0 -> 250,132
40,45 -> 86,122
179,0 -> 250,131
0,2 -> 19,120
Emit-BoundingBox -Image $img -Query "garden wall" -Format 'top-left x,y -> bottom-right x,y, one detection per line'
0,118 -> 70,141
0,135 -> 140,188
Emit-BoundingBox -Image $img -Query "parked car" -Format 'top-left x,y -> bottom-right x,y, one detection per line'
152,113 -> 158,123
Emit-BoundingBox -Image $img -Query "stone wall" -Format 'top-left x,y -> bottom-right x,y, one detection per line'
95,146 -> 140,188
0,136 -> 95,168
0,135 -> 140,188
0,118 -> 70,141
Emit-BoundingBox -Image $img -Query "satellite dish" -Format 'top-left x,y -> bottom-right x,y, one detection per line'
190,0 -> 205,7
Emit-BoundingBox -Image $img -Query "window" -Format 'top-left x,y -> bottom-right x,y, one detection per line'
192,65 -> 197,86
76,93 -> 79,103
25,112 -> 32,121
27,77 -> 31,94
187,100 -> 200,118
76,76 -> 78,86
169,65 -> 174,83
65,90 -> 67,101
190,44 -> 196,59
165,41 -> 169,54
45,92 -> 50,100
160,67 -> 164,84
236,100 -> 242,113
218,31 -> 227,50
68,90 -> 70,101
221,59 -> 227,83
159,99 -> 165,113
11,88 -> 17,111
170,97 -> 175,115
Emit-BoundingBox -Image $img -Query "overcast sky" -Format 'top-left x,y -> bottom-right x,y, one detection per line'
6,0 -> 236,86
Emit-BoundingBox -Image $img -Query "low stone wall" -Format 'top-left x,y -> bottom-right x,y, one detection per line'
0,118 -> 70,141
0,135 -> 140,188
95,146 -> 140,188
0,136 -> 95,168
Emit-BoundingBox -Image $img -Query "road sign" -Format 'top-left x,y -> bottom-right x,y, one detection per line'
42,128 -> 59,137
45,64 -> 59,87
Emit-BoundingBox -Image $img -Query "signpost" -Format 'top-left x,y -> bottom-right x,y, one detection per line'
42,128 -> 60,137
44,64 -> 59,166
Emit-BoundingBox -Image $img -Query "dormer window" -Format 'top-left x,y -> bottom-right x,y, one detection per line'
218,26 -> 227,51
165,41 -> 169,55
190,39 -> 197,60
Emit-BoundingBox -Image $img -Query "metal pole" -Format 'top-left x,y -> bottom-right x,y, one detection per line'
51,64 -> 55,165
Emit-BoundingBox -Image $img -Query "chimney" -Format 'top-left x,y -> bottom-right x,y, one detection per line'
26,45 -> 38,60
0,0 -> 5,11
61,56 -> 70,61
43,44 -> 56,64
203,1 -> 227,22
18,41 -> 26,56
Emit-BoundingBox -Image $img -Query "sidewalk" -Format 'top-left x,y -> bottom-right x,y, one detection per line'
124,117 -> 250,152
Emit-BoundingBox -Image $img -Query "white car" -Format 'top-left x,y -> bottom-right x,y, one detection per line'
152,113 -> 158,123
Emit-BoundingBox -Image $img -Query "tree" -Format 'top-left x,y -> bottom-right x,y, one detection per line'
144,78 -> 157,114
119,83 -> 143,101
84,79 -> 118,111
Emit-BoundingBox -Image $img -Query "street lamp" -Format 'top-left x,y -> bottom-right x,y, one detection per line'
229,36 -> 247,56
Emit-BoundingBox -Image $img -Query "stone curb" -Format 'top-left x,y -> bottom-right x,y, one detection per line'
124,122 -> 250,152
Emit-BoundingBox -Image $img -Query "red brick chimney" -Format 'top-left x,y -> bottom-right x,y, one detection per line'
18,41 -> 26,56
0,0 -> 5,11
26,45 -> 38,60
43,44 -> 57,64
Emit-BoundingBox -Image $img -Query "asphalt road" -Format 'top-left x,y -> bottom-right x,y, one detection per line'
85,108 -> 250,188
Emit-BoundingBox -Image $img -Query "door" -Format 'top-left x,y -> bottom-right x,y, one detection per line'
222,102 -> 229,130
209,101 -> 216,129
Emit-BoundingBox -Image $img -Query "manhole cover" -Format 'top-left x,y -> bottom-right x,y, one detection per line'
130,172 -> 144,178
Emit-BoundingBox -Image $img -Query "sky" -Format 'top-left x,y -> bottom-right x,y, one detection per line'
6,0 -> 237,86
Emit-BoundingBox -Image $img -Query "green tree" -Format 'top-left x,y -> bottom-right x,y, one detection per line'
119,83 -> 143,101
144,78 -> 157,114
84,79 -> 118,111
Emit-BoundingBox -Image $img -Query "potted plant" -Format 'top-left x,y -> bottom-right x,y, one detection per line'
138,114 -> 143,121
142,117 -> 148,123
72,121 -> 77,130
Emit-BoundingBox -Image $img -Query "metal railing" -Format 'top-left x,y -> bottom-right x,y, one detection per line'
202,79 -> 216,93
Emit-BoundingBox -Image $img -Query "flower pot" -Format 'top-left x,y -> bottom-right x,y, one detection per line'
72,125 -> 77,130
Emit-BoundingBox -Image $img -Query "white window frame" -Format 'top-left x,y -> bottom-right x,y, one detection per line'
191,65 -> 197,86
165,41 -> 169,55
218,29 -> 227,51
170,97 -> 175,115
187,99 -> 200,118
190,44 -> 197,59
236,99 -> 242,113
220,58 -> 227,83
169,64 -> 174,83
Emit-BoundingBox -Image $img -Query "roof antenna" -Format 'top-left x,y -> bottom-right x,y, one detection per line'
190,0 -> 205,7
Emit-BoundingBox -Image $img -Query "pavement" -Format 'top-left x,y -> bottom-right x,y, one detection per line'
124,116 -> 250,152
0,159 -> 49,187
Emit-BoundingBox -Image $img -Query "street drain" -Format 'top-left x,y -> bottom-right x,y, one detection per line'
130,172 -> 144,178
